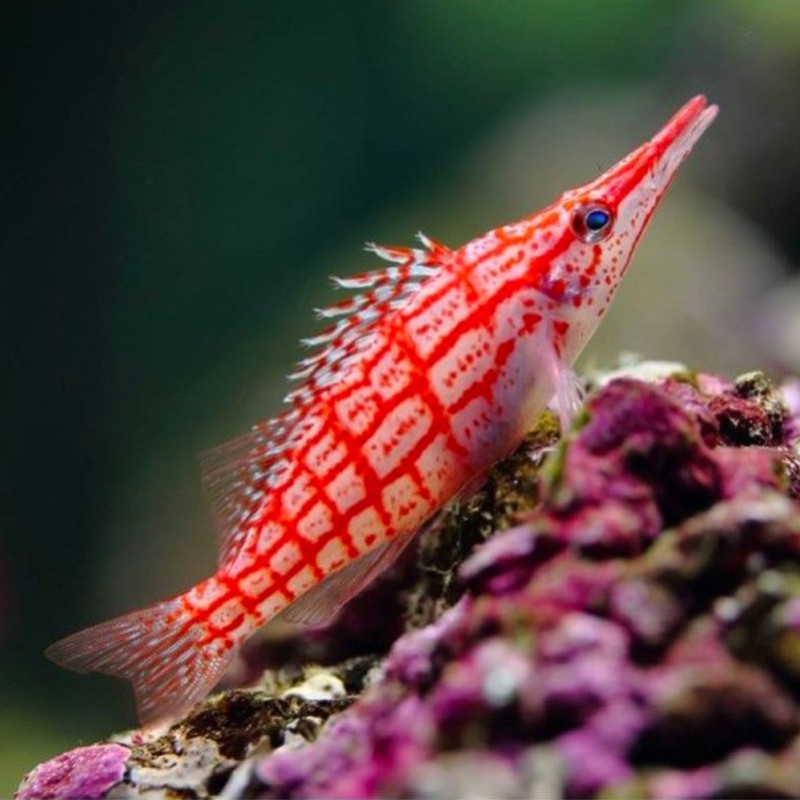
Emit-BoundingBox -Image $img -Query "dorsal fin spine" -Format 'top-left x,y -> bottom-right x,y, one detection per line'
199,233 -> 451,566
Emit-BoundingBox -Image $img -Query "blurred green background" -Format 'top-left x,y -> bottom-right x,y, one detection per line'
3,0 -> 800,792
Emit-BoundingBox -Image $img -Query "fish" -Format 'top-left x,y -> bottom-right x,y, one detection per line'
47,95 -> 718,727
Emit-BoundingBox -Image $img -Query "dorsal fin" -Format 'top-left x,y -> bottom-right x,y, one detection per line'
284,234 -> 448,408
199,411 -> 299,564
279,527 -> 418,627
200,235 -> 451,565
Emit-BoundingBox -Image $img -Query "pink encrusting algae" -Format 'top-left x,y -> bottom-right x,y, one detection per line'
46,96 -> 718,726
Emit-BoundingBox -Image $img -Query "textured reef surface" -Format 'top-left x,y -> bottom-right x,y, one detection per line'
17,366 -> 800,799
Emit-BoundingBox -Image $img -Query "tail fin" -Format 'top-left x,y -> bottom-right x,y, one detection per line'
46,593 -> 234,727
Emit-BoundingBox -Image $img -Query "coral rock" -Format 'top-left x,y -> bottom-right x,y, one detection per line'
16,744 -> 129,800
18,367 -> 800,799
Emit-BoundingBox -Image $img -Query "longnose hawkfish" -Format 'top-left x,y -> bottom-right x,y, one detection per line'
48,96 -> 717,726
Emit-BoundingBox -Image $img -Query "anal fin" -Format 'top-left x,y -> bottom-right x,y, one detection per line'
280,529 -> 417,628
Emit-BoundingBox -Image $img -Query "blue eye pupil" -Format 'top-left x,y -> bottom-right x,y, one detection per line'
585,209 -> 610,230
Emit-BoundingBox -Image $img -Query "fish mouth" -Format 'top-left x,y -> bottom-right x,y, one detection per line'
592,95 -> 718,206
650,95 -> 719,160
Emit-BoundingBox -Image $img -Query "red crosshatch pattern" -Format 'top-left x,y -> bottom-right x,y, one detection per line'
46,97 -> 718,727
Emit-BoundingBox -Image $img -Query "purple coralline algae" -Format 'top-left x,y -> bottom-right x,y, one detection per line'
16,744 -> 129,800
17,368 -> 800,799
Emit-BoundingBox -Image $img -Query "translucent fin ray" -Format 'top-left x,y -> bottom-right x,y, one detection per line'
46,595 -> 235,727
541,331 -> 584,433
280,528 -> 418,627
199,413 -> 298,564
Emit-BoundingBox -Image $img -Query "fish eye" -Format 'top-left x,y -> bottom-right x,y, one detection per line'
571,202 -> 614,243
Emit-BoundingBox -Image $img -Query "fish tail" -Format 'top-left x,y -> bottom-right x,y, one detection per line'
46,578 -> 237,727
